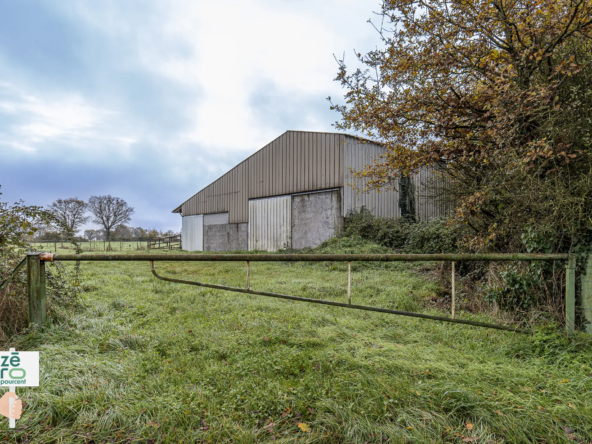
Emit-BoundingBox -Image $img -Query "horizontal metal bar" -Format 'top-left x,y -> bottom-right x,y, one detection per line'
150,262 -> 529,333
48,253 -> 569,262
0,257 -> 28,292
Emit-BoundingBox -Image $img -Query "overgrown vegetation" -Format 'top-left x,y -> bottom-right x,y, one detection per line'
0,190 -> 81,342
1,248 -> 591,442
332,0 -> 592,256
343,208 -> 458,254
341,209 -> 569,321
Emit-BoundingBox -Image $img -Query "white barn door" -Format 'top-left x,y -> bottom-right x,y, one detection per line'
248,196 -> 291,251
182,215 -> 203,251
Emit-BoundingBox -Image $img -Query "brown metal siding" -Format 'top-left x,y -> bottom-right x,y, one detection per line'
412,166 -> 452,221
177,130 -> 449,224
180,131 -> 347,223
343,136 -> 451,221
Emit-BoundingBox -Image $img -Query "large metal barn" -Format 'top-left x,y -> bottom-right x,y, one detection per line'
173,130 -> 448,252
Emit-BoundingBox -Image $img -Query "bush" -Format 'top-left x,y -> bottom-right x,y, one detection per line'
340,210 -> 568,324
0,190 -> 81,342
484,264 -> 542,312
343,208 -> 459,254
484,225 -> 565,315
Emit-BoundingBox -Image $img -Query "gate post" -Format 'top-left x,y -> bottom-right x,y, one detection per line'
27,253 -> 47,325
581,255 -> 592,333
566,254 -> 576,336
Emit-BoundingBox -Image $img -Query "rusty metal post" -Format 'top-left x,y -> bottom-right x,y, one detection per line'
347,262 -> 351,305
566,254 -> 576,336
246,261 -> 250,290
27,253 -> 46,325
451,262 -> 456,319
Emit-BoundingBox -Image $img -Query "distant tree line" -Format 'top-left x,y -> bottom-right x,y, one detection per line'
33,225 -> 177,242
83,225 -> 178,241
30,195 -> 177,242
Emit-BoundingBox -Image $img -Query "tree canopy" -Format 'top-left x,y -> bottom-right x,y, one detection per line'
48,198 -> 89,235
332,0 -> 592,252
88,195 -> 134,242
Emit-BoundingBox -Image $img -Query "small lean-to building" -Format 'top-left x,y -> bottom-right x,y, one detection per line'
172,130 -> 448,252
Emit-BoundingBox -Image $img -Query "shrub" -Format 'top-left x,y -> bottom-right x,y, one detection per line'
484,264 -> 542,312
309,235 -> 391,255
0,189 -> 81,342
343,208 -> 459,254
484,225 -> 565,315
403,218 -> 459,254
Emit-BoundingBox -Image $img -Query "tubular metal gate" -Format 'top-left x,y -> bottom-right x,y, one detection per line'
0,252 -> 576,335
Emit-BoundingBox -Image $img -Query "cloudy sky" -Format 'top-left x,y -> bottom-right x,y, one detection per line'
0,0 -> 381,233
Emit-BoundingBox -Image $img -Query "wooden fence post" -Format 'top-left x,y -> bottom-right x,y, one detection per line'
27,253 -> 47,325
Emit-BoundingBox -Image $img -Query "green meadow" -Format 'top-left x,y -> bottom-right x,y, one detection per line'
2,240 -> 592,443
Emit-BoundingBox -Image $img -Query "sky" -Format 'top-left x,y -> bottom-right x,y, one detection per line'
0,0 -> 382,233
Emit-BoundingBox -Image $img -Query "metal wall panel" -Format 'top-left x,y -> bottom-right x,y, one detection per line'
411,167 -> 453,221
177,130 -> 450,224
343,139 -> 399,218
343,136 -> 451,221
178,131 -> 347,223
181,215 -> 203,251
248,196 -> 291,252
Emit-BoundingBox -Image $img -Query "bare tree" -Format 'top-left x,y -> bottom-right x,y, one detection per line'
87,195 -> 134,241
48,198 -> 89,235
84,229 -> 97,241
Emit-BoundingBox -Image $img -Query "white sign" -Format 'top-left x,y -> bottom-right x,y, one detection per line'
0,351 -> 39,387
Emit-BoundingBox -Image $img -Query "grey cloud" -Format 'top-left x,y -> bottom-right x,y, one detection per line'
248,79 -> 339,132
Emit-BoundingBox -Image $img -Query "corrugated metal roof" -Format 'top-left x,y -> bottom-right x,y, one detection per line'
173,129 -> 451,223
173,131 -> 382,223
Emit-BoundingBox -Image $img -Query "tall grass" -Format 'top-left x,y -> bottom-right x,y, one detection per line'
0,254 -> 81,342
0,245 -> 591,443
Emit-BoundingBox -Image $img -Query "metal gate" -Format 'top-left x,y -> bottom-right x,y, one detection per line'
1,252 -> 575,335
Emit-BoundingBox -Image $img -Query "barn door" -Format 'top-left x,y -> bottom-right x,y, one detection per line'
181,215 -> 203,251
248,196 -> 291,251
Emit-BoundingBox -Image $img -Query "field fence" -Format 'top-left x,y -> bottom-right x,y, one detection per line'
1,252 -> 575,337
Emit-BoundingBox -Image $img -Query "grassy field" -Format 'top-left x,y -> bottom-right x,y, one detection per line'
2,242 -> 592,443
30,241 -> 150,253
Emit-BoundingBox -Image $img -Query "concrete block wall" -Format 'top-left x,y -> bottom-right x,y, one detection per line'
204,223 -> 248,251
291,189 -> 343,249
